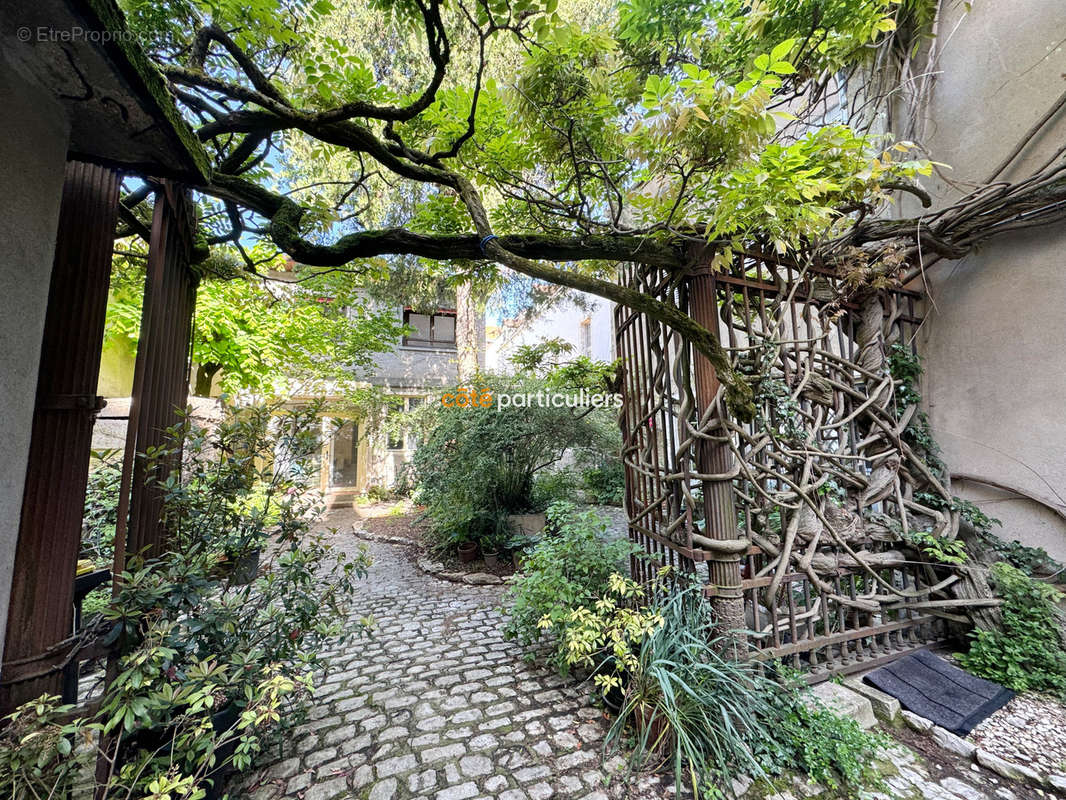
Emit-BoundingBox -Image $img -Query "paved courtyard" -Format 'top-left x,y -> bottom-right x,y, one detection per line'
233,511 -> 1039,800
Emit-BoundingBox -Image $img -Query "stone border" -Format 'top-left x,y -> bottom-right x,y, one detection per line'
351,523 -> 507,586
350,523 -> 414,547
901,710 -> 1066,792
415,556 -> 506,586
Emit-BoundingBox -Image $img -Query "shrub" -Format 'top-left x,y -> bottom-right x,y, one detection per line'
532,467 -> 581,508
958,562 -> 1066,696
757,679 -> 887,791
411,374 -> 615,551
581,459 -> 625,505
503,502 -> 635,672
83,448 -> 123,563
0,697 -> 87,799
0,400 -> 370,799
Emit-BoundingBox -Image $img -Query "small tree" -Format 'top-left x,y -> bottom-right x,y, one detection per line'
411,368 -> 618,550
105,253 -> 406,396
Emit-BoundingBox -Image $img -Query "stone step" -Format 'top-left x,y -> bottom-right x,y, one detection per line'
805,681 -> 877,730
842,675 -> 902,723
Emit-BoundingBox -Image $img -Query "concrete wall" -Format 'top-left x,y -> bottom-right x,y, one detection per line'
912,0 -> 1066,560
0,63 -> 70,661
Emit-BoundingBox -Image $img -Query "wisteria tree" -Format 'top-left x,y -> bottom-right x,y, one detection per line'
117,0 -> 1066,416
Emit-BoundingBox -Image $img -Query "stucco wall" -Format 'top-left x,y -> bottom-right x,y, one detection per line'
489,293 -> 616,371
0,63 -> 70,661
912,1 -> 1066,559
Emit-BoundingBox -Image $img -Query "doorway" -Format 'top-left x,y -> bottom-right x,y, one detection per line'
330,420 -> 359,488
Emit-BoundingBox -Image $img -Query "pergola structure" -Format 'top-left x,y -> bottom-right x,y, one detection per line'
0,0 -> 209,712
614,251 -> 995,680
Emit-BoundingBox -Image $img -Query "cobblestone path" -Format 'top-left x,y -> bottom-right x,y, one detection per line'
234,513 -> 1037,800
236,524 -> 640,800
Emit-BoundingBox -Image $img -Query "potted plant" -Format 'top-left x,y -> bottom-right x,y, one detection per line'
505,531 -> 538,571
482,541 -> 501,569
457,539 -> 478,563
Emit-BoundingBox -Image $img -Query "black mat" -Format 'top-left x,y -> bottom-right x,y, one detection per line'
863,649 -> 1014,736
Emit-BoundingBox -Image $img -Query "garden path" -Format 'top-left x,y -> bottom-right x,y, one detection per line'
233,509 -> 1028,800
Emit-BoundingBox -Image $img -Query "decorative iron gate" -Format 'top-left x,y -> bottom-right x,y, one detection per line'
614,252 -> 950,681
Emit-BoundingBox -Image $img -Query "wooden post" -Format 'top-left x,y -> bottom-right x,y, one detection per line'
0,162 -> 120,712
689,269 -> 746,635
122,182 -> 198,563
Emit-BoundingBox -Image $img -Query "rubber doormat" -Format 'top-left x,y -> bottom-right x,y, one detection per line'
863,649 -> 1014,736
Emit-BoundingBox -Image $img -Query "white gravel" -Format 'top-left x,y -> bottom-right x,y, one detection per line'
969,693 -> 1066,777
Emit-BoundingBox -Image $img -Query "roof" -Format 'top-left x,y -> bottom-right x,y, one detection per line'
4,0 -> 210,182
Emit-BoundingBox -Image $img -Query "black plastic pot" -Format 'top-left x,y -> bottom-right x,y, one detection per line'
228,548 -> 261,585
592,655 -> 628,715
202,703 -> 241,800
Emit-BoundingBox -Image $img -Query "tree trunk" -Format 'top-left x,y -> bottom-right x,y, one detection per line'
194,362 -> 221,397
455,282 -> 481,382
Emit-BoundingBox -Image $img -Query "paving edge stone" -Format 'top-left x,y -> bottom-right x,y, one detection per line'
351,523 -> 511,586
351,523 -> 413,547
842,677 -> 901,723
902,709 -> 1057,791
806,682 -> 877,730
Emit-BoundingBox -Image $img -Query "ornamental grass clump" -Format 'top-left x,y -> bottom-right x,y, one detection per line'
529,575 -> 888,798
599,586 -> 782,798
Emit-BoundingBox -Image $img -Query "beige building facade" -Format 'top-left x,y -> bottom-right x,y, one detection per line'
906,1 -> 1066,560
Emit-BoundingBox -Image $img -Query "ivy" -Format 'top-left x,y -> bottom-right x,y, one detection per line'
958,563 -> 1066,697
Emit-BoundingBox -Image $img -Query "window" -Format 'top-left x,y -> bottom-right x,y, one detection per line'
403,309 -> 457,348
579,318 -> 591,357
405,397 -> 424,450
387,396 -> 426,451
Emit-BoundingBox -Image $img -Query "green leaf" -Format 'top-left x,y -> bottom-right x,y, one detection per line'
770,38 -> 795,62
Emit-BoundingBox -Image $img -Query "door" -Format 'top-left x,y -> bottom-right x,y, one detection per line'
330,420 -> 359,488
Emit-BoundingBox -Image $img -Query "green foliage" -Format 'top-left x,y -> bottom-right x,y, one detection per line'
568,586 -> 888,798
410,373 -> 617,549
985,539 -> 1063,578
904,529 -> 968,566
511,542 -> 888,797
760,686 -> 888,791
0,400 -> 371,798
544,571 -> 666,687
915,490 -> 1063,576
602,587 -> 784,800
532,467 -> 582,508
887,344 -> 948,478
83,448 -> 123,563
0,697 -> 88,799
959,563 -> 1066,697
618,0 -> 911,82
581,460 -> 625,505
887,342 -> 924,408
503,502 -> 636,673
105,256 -> 404,396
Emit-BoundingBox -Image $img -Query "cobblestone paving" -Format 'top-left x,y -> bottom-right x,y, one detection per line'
233,512 -> 1038,800
236,520 -> 641,800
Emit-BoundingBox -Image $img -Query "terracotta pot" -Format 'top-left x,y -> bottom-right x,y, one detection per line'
458,542 -> 479,563
632,702 -> 670,759
484,550 -> 500,569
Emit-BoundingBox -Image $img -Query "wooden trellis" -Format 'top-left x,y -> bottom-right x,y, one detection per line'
615,252 -> 954,681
